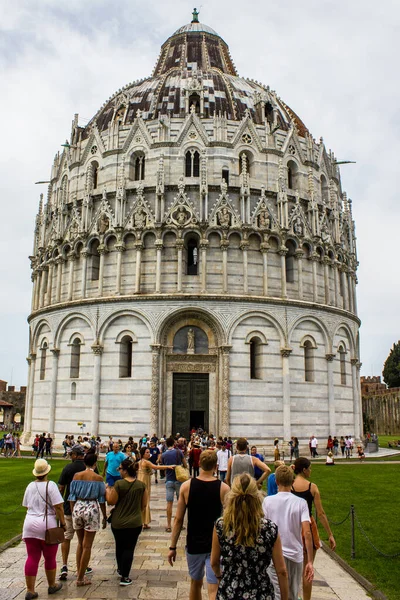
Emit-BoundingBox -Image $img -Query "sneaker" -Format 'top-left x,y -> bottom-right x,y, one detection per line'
59,565 -> 68,581
120,577 -> 132,586
117,569 -> 121,577
48,583 -> 63,594
85,567 -> 93,575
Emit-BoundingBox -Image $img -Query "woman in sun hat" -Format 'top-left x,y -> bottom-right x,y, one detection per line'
22,458 -> 65,599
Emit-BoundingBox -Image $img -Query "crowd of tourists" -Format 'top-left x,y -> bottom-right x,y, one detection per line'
20,429 -> 338,600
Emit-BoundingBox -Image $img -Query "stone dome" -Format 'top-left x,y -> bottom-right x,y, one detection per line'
87,18 -> 308,138
25,12 -> 361,446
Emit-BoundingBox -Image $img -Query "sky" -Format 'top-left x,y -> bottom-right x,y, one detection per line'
0,0 -> 399,387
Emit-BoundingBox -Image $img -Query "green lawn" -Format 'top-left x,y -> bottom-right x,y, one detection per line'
309,463 -> 400,600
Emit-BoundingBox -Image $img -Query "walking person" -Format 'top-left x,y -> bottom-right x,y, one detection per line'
102,442 -> 126,486
189,441 -> 202,478
226,437 -> 270,487
148,440 -> 161,484
69,452 -> 107,587
138,446 -> 174,529
339,436 -> 346,457
211,472 -> 289,600
216,441 -> 230,482
45,433 -> 53,458
161,437 -> 188,532
36,433 -> 46,459
57,445 -> 93,581
263,465 -> 314,600
291,457 -> 336,600
168,450 -> 229,600
106,458 -> 148,586
22,459 -> 65,599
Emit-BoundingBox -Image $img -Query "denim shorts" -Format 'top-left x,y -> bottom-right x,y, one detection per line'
186,550 -> 218,584
106,473 -> 121,486
165,480 -> 182,502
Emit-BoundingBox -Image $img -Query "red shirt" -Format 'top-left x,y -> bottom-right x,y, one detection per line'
190,447 -> 202,467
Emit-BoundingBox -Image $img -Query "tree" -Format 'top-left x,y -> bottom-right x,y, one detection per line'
382,341 -> 400,388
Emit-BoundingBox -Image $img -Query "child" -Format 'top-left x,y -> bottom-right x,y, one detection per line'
325,451 -> 335,466
357,445 -> 365,461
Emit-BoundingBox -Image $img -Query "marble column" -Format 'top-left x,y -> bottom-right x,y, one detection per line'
67,253 -> 76,301
155,240 -> 163,293
341,267 -> 348,310
31,273 -> 38,312
347,272 -> 354,313
48,349 -> 60,434
176,239 -> 184,293
55,257 -> 63,303
351,358 -> 361,439
97,246 -> 106,297
200,240 -> 208,293
352,276 -> 358,316
240,241 -> 249,294
45,260 -> 54,306
261,243 -> 269,296
311,253 -> 319,302
295,250 -> 304,300
135,242 -> 143,294
24,353 -> 36,438
220,346 -> 231,437
326,353 -> 336,434
334,262 -> 340,308
150,345 -> 161,434
281,348 -> 292,441
35,270 -> 42,309
39,267 -> 47,308
279,248 -> 288,299
91,344 -> 103,437
323,257 -> 331,305
115,244 -> 125,295
80,250 -> 89,298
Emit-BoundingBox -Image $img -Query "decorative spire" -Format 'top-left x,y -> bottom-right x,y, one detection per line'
191,7 -> 199,23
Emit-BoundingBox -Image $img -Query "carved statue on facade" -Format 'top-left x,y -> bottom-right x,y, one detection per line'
175,206 -> 190,226
217,207 -> 231,228
258,210 -> 270,229
220,177 -> 228,195
98,213 -> 110,234
134,207 -> 147,229
293,216 -> 303,236
187,328 -> 195,354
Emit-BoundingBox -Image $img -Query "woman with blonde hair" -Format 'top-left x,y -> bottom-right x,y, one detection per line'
211,472 -> 288,600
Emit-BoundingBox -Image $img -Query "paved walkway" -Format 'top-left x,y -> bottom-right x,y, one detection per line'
0,477 -> 371,600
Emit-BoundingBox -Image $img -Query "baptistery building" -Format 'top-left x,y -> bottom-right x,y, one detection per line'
24,12 -> 362,444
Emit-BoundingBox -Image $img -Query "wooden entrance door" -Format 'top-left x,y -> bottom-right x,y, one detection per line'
172,373 -> 209,437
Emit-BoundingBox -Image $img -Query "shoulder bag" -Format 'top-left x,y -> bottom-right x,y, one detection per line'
43,482 -> 65,545
174,450 -> 189,482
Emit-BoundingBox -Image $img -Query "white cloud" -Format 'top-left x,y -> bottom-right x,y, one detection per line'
0,0 -> 398,386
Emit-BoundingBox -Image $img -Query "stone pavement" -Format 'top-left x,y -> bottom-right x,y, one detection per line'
1,476 -> 371,600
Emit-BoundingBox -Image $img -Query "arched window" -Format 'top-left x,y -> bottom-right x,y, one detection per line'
222,168 -> 229,186
304,340 -> 314,382
70,337 -> 81,378
185,150 -> 200,177
339,345 -> 346,385
119,335 -> 133,378
71,381 -> 77,401
189,93 -> 200,114
285,241 -> 296,283
40,342 -> 48,381
321,175 -> 329,203
134,155 -> 145,181
249,336 -> 263,380
265,102 -> 274,125
187,238 -> 198,275
91,161 -> 99,190
90,240 -> 100,281
287,160 -> 298,190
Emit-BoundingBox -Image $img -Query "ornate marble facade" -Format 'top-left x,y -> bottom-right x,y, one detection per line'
24,12 -> 361,444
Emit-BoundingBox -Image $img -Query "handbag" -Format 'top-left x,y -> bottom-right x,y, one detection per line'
174,451 -> 189,482
43,482 -> 65,545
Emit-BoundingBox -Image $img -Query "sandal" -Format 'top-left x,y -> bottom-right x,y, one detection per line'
165,527 -> 172,532
25,593 -> 38,600
143,525 -> 151,529
76,578 -> 92,587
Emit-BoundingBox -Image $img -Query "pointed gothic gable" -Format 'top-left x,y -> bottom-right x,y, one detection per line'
281,126 -> 306,164
231,112 -> 263,152
81,122 -> 106,166
175,112 -> 209,146
288,195 -> 312,238
208,187 -> 241,229
64,204 -> 83,242
122,117 -> 154,154
320,147 -> 332,180
251,190 -> 279,231
124,186 -> 155,230
164,178 -> 200,227
319,209 -> 334,246
89,196 -> 115,235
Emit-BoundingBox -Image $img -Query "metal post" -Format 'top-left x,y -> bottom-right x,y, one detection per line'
351,504 -> 355,559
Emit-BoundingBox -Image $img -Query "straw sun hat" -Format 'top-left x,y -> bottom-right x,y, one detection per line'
32,459 -> 51,477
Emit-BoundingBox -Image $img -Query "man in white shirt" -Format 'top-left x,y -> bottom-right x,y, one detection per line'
216,442 -> 230,481
310,436 -> 318,458
263,465 -> 314,600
